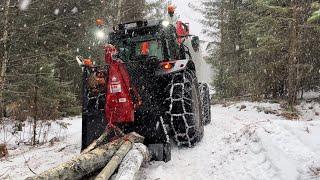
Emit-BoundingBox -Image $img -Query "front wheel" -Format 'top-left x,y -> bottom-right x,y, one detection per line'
164,70 -> 204,147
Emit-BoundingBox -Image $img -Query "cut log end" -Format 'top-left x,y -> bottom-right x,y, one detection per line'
114,143 -> 149,180
94,133 -> 145,180
0,144 -> 8,158
124,132 -> 145,144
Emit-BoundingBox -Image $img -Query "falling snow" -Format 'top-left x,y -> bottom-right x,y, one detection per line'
54,8 -> 60,15
71,7 -> 78,14
19,0 -> 31,11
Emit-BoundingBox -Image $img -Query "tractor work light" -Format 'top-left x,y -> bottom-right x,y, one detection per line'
95,30 -> 106,40
162,20 -> 170,27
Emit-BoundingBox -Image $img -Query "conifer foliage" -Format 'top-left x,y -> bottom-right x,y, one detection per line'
0,0 -> 161,122
201,0 -> 320,104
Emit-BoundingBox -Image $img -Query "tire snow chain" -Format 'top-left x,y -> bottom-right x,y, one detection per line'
165,71 -> 196,147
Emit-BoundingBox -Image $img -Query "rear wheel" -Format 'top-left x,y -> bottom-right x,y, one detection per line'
200,83 -> 211,125
164,70 -> 204,147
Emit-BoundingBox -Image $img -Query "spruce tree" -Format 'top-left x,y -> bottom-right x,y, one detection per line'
201,0 -> 320,102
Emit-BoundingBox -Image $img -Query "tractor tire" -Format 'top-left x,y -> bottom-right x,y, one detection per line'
164,70 -> 204,147
199,83 -> 211,125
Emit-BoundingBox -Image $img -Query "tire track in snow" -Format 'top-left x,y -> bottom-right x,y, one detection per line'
142,104 -> 283,180
245,133 -> 281,180
257,122 -> 320,180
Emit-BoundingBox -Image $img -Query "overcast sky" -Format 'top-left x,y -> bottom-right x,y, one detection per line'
173,0 -> 214,82
173,0 -> 204,40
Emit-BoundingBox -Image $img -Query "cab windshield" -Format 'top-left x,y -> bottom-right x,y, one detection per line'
115,39 -> 168,62
134,40 -> 163,59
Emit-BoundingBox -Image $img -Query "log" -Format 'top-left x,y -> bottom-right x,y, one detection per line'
95,133 -> 145,180
82,131 -> 109,154
114,143 -> 149,180
27,139 -> 123,180
27,132 -> 144,180
82,126 -> 125,154
95,141 -> 133,180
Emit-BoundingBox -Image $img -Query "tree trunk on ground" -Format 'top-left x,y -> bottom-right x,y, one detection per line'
27,133 -> 144,180
82,131 -> 109,154
115,143 -> 149,180
28,140 -> 123,180
0,0 -> 11,118
95,141 -> 133,180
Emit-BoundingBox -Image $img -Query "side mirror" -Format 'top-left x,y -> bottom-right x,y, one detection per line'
191,36 -> 200,52
76,56 -> 84,66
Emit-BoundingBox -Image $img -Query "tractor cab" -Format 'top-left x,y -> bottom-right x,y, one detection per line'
109,20 -> 189,64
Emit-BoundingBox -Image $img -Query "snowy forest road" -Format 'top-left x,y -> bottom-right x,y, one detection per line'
141,102 -> 320,180
1,102 -> 320,180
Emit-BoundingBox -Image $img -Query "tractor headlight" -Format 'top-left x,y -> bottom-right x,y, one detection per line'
162,20 -> 170,27
95,30 -> 106,40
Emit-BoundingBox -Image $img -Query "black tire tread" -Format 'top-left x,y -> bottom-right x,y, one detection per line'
200,83 -> 211,125
165,70 -> 204,147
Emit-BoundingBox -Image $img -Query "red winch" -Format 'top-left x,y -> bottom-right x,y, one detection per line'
104,45 -> 140,126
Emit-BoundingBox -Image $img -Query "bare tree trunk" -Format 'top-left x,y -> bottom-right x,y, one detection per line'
288,1 -> 299,106
0,0 -> 11,118
117,0 -> 124,23
117,0 -> 146,23
32,79 -> 39,146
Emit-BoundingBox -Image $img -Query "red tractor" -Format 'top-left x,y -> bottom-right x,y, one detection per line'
79,13 -> 211,162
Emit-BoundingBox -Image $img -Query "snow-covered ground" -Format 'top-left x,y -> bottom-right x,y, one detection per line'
1,101 -> 320,180
0,117 -> 82,179
142,102 -> 320,180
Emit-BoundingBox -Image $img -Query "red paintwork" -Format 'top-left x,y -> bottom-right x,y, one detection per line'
176,21 -> 189,45
104,45 -> 136,124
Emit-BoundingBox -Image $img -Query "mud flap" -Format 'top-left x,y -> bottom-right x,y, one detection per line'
148,116 -> 171,162
148,143 -> 171,162
81,111 -> 106,150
